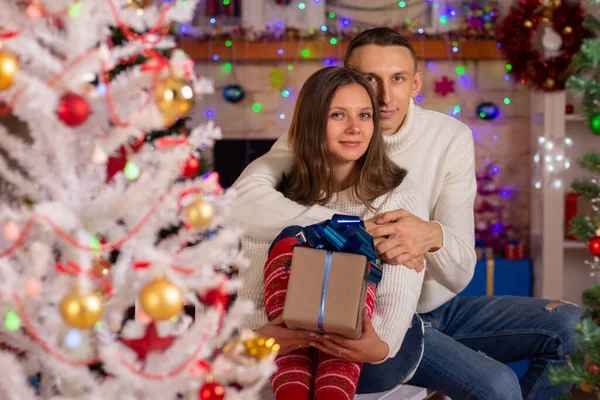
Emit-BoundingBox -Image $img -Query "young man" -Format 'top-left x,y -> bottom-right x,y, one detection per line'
232,27 -> 580,399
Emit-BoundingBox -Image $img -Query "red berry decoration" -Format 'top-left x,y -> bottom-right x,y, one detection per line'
181,155 -> 201,178
197,288 -> 229,307
56,92 -> 90,127
198,381 -> 225,400
566,104 -> 574,114
589,236 -> 600,256
588,362 -> 600,375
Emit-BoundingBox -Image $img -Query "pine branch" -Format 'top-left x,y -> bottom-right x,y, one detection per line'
571,179 -> 600,200
578,152 -> 600,174
583,15 -> 600,33
567,215 -> 596,242
583,285 -> 600,320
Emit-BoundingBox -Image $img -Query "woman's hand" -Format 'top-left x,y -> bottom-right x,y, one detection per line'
256,315 -> 314,356
308,309 -> 389,363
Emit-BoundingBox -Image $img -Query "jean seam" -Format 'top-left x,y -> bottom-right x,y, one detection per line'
415,356 -> 477,399
525,362 -> 551,400
452,329 -> 560,341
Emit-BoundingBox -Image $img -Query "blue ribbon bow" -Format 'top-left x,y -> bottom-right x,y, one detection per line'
295,214 -> 383,285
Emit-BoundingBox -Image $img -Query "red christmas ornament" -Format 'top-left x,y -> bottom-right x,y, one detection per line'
566,104 -> 574,114
181,155 -> 201,178
119,323 -> 176,362
198,381 -> 225,400
197,287 -> 229,307
56,92 -> 90,127
589,236 -> 600,256
588,362 -> 600,375
434,76 -> 455,96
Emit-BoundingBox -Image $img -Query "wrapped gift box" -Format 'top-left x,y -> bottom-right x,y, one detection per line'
460,258 -> 532,297
282,247 -> 368,339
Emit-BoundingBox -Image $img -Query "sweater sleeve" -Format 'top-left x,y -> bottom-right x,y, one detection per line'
231,132 -> 334,241
371,262 -> 424,361
425,126 -> 477,294
367,183 -> 426,361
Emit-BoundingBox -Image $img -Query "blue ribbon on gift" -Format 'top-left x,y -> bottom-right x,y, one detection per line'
295,214 -> 383,285
295,214 -> 382,333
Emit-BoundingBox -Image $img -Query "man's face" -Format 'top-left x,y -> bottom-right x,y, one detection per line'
347,45 -> 422,136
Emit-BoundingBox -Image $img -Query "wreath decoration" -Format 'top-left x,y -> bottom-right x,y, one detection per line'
496,0 -> 588,91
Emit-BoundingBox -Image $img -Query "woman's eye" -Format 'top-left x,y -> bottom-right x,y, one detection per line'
360,113 -> 372,119
330,112 -> 343,118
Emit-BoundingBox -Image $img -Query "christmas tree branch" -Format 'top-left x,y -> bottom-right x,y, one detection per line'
567,215 -> 596,242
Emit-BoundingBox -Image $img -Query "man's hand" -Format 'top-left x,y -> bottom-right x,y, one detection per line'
309,309 -> 389,363
256,315 -> 314,355
367,210 -> 443,266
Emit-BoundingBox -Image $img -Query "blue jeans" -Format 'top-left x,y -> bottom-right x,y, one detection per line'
404,295 -> 581,400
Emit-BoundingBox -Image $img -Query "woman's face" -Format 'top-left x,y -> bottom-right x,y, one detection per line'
325,83 -> 374,169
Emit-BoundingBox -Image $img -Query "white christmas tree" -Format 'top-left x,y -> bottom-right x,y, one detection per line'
0,1 -> 276,399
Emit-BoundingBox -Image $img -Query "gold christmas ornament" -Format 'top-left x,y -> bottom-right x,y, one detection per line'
579,382 -> 597,393
523,20 -> 533,28
139,278 -> 183,321
562,26 -> 572,34
244,337 -> 280,360
184,195 -> 214,229
92,257 -> 110,276
545,77 -> 556,89
0,49 -> 18,91
127,0 -> 154,9
155,76 -> 195,128
60,291 -> 104,329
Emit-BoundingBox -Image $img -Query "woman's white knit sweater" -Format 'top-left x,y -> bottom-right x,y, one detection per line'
238,178 -> 427,360
232,99 -> 477,314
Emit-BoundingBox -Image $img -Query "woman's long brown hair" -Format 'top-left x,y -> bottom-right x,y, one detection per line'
279,66 -> 407,207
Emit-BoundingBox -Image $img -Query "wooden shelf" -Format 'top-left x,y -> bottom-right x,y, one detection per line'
178,38 -> 503,62
564,240 -> 587,249
565,114 -> 587,122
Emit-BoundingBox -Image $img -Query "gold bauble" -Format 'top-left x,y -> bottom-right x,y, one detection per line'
563,26 -> 572,35
244,337 -> 280,360
0,49 -> 18,91
579,382 -> 597,393
155,76 -> 195,128
60,291 -> 104,329
139,278 -> 183,321
523,20 -> 533,28
184,195 -> 214,229
545,77 -> 556,89
92,257 -> 110,276
127,0 -> 154,9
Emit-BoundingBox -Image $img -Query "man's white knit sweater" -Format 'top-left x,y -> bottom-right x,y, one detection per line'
238,179 -> 427,359
232,99 -> 477,314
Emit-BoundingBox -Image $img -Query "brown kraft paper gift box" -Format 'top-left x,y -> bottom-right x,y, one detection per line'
282,246 -> 368,339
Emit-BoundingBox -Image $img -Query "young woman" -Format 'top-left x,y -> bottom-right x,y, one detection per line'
236,66 -> 428,400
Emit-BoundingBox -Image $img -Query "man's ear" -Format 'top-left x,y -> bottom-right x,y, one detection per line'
411,71 -> 423,98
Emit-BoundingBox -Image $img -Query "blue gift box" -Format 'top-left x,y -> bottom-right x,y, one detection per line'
459,258 -> 533,379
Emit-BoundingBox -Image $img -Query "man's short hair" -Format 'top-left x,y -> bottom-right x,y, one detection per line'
344,27 -> 418,73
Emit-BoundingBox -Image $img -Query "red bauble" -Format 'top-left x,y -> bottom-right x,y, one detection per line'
56,92 -> 90,127
566,104 -> 574,114
181,156 -> 201,178
588,362 -> 600,375
198,381 -> 225,400
589,236 -> 600,256
197,288 -> 229,307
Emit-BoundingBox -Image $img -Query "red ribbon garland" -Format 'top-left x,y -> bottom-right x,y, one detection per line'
55,260 -> 114,297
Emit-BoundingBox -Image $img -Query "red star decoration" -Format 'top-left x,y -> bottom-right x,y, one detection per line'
434,76 -> 455,96
119,323 -> 176,362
